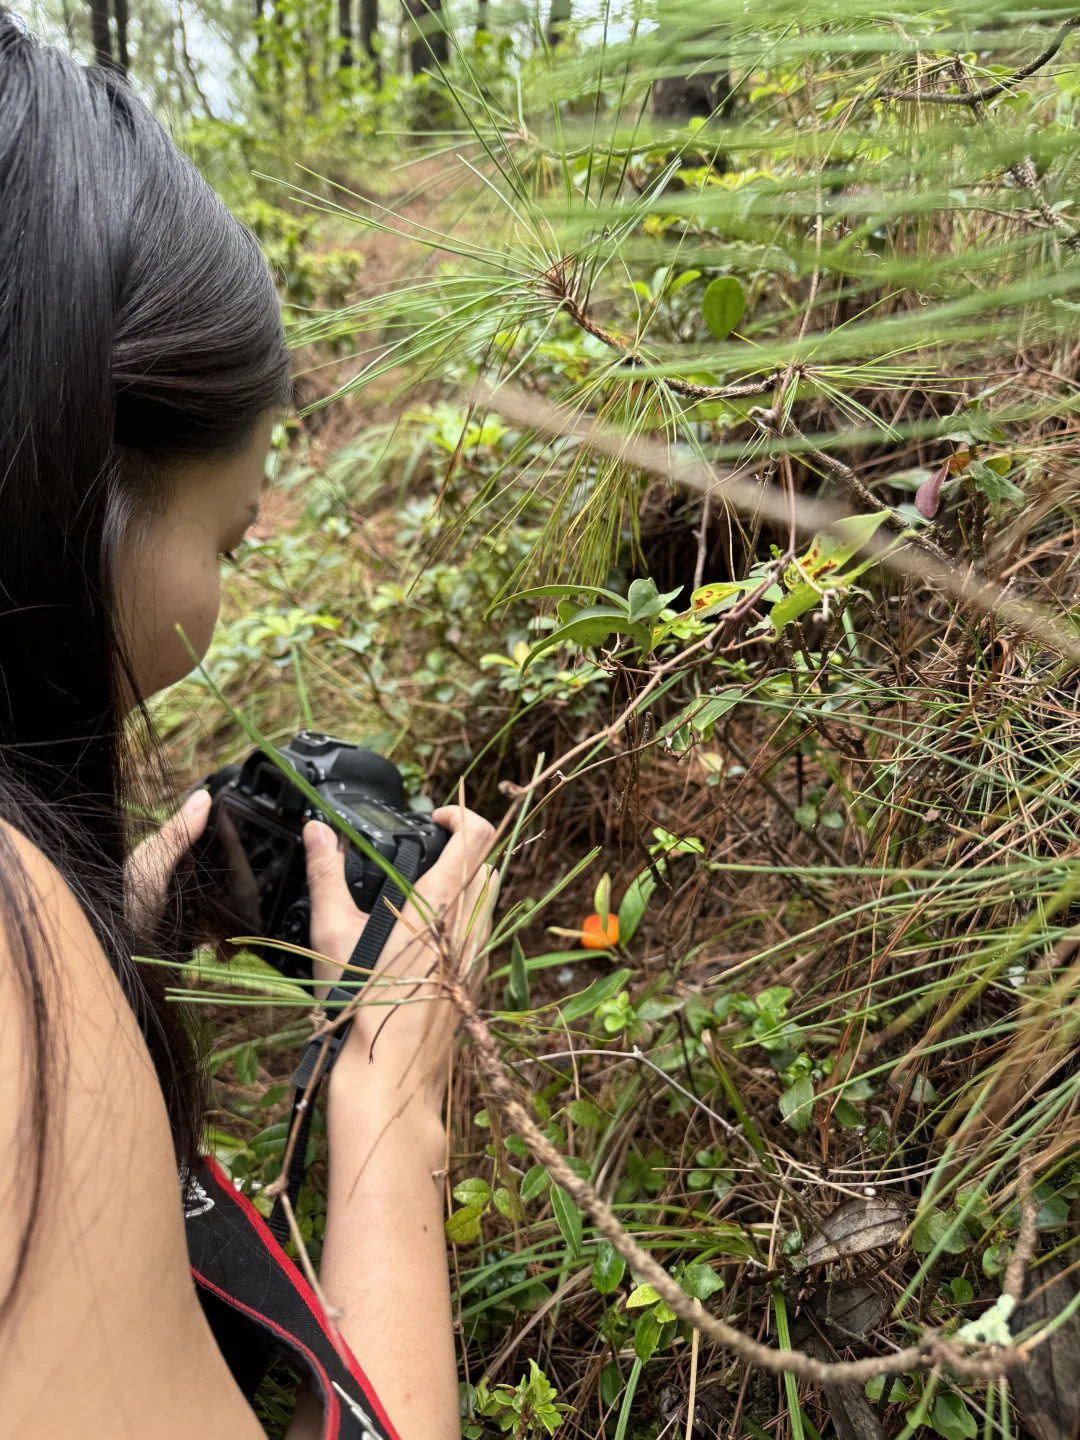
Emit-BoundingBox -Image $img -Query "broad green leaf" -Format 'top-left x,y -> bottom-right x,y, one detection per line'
521,1164 -> 551,1202
689,690 -> 741,738
599,1362 -> 624,1407
702,276 -> 746,341
567,1098 -> 602,1127
626,1282 -> 661,1308
550,1183 -> 583,1258
445,1201 -> 486,1244
633,1306 -> 664,1363
768,581 -> 821,639
968,458 -> 1024,521
793,512 -> 891,585
561,969 -> 632,1022
627,578 -> 682,623
488,583 -> 627,617
492,1187 -> 515,1219
617,870 -> 657,946
665,268 -> 701,298
912,1207 -> 971,1255
833,1099 -> 864,1129
681,1263 -> 724,1300
930,1394 -> 978,1440
523,607 -> 652,671
949,1277 -> 975,1304
689,577 -> 781,617
453,1176 -> 492,1206
591,1241 -> 626,1294
779,1076 -> 815,1133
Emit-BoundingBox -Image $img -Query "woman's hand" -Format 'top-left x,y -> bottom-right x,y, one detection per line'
125,789 -> 212,937
302,804 -> 498,1114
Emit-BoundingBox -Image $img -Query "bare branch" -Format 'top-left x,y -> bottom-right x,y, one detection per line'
881,19 -> 1080,103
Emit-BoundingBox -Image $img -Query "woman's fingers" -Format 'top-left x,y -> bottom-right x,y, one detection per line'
126,788 -> 212,931
304,820 -> 366,983
430,804 -> 496,884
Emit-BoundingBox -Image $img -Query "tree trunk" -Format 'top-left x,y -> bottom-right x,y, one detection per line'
406,0 -> 447,75
653,70 -> 730,121
359,0 -> 380,82
111,0 -> 129,74
545,0 -> 569,47
87,0 -> 113,68
338,0 -> 353,67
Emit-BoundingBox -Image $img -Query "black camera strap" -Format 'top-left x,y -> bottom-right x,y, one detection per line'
267,836 -> 423,1245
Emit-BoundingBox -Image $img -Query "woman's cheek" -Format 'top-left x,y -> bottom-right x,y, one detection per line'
150,560 -> 222,695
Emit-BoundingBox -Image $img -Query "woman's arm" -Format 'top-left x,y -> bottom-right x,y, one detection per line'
0,822 -> 268,1440
287,805 -> 496,1440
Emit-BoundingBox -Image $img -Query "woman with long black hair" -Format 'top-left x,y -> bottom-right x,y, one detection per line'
0,13 -> 495,1437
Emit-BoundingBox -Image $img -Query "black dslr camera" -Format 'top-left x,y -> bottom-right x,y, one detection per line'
190,731 -> 449,978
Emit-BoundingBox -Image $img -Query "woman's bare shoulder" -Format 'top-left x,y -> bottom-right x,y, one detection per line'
0,818 -> 263,1440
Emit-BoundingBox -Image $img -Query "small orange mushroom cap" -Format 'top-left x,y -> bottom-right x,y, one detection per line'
581,913 -> 619,949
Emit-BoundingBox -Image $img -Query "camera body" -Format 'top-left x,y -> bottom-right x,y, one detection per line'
192,731 -> 449,978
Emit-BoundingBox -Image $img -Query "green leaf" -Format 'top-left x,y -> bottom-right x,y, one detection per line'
779,1076 -> 815,1133
681,1263 -> 724,1300
769,581 -> 821,639
968,458 -> 1024,521
561,969 -> 632,1022
688,690 -> 741,738
665,269 -> 701,298
453,1176 -> 492,1206
833,1099 -> 864,1129
504,936 -> 530,1011
795,512 -> 891,583
912,1207 -> 971,1255
626,1283 -> 661,1308
567,1098 -> 602,1127
488,583 -> 628,617
949,1277 -> 975,1305
592,1241 -> 627,1294
690,577 -> 780,617
627,578 -> 682,624
599,1361 -> 624,1407
593,873 -> 611,922
550,1183 -> 583,1258
522,605 -> 626,670
617,870 -> 657,946
521,1164 -> 551,1202
492,1187 -> 515,1219
702,276 -> 746,342
930,1394 -> 978,1440
633,1306 -> 664,1363
445,1201 -> 487,1244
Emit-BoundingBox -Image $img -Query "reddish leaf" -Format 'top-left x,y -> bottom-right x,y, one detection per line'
915,462 -> 949,519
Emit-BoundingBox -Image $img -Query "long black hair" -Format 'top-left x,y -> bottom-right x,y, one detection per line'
0,10 -> 290,1306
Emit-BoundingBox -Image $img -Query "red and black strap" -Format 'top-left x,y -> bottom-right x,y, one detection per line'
187,1158 -> 400,1440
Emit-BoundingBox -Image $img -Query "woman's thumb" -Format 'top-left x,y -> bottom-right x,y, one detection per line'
303,820 -> 349,901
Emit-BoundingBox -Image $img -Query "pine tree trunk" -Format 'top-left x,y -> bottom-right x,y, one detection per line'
359,0 -> 380,82
87,0 -> 113,68
338,0 -> 353,67
545,0 -> 569,47
111,0 -> 129,74
406,0 -> 447,75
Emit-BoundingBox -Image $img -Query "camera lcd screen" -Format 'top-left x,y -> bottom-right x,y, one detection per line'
212,797 -> 304,934
341,798 -> 402,835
